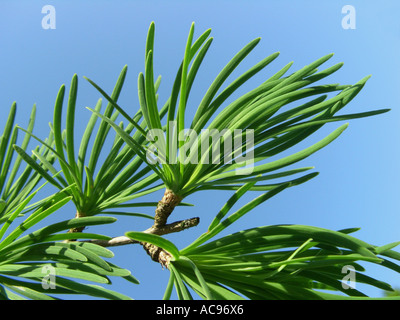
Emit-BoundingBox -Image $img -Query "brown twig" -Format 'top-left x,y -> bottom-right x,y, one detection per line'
153,189 -> 183,228
73,189 -> 196,268
86,217 -> 200,247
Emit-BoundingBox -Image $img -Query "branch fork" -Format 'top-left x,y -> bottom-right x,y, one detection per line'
75,189 -> 198,269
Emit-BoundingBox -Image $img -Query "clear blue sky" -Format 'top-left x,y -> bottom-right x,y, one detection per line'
0,0 -> 399,299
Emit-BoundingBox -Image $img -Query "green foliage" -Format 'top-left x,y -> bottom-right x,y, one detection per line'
16,69 -> 171,218
0,180 -> 137,300
86,22 -> 388,199
0,103 -> 54,219
0,104 -> 137,300
126,186 -> 400,300
2,21 -> 399,300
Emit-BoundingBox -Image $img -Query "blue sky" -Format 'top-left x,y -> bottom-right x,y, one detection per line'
0,1 -> 399,299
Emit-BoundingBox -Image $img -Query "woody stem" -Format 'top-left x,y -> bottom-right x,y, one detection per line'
153,189 -> 183,228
